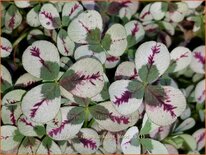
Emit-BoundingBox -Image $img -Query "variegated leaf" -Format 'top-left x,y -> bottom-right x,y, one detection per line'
5,5 -> 22,31
115,61 -> 138,80
89,101 -> 139,132
124,20 -> 145,48
62,1 -> 83,26
39,3 -> 61,29
192,128 -> 205,151
162,21 -> 175,35
166,2 -> 188,23
26,4 -> 41,27
121,126 -> 141,154
36,137 -> 62,154
150,2 -> 167,20
67,10 -> 103,44
190,45 -> 205,74
140,114 -> 160,135
175,117 -> 195,132
46,106 -> 84,140
180,106 -> 191,120
72,128 -> 100,154
74,45 -> 106,64
103,132 -> 120,153
140,138 -> 168,154
195,79 -> 205,103
14,1 -> 31,8
105,54 -> 120,69
135,41 -> 170,83
17,115 -> 44,137
21,83 -> 61,123
2,102 -> 22,126
15,73 -> 40,87
17,137 -> 41,154
46,110 -> 62,127
139,4 -> 153,21
109,80 -> 144,115
119,7 -> 132,21
145,86 -> 186,126
91,74 -> 110,102
57,29 -> 75,56
2,89 -> 26,106
1,65 -> 12,92
60,57 -> 104,98
22,40 -> 60,80
170,47 -> 192,72
1,37 -> 12,58
149,125 -> 171,140
102,24 -> 127,56
1,125 -> 20,152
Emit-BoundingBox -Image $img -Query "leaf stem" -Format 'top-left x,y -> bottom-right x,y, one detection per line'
88,118 -> 95,127
12,29 -> 29,48
83,107 -> 90,128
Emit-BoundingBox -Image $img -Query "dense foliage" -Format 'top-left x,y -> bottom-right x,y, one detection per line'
1,1 -> 205,154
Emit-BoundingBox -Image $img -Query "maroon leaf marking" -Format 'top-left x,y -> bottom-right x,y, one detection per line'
197,132 -> 205,144
161,101 -> 177,118
48,120 -> 69,137
68,3 -> 79,16
0,136 -> 10,140
158,126 -> 164,133
30,46 -> 51,72
106,56 -> 119,62
52,118 -> 59,126
141,11 -> 150,19
129,68 -> 138,80
80,138 -> 97,150
61,71 -> 103,92
194,52 -> 205,65
147,28 -> 157,32
8,15 -> 15,29
109,112 -> 130,124
114,91 -> 132,106
198,90 -> 206,102
40,11 -> 55,26
113,38 -> 126,43
6,99 -> 18,105
131,23 -> 139,36
147,88 -> 177,118
30,99 -> 50,118
78,20 -> 90,33
148,43 -> 161,65
115,69 -> 137,80
61,37 -> 69,54
0,45 -> 11,52
77,71 -> 102,86
175,51 -> 189,61
20,118 -> 34,127
121,1 -> 131,7
10,111 -> 16,125
23,81 -> 36,87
